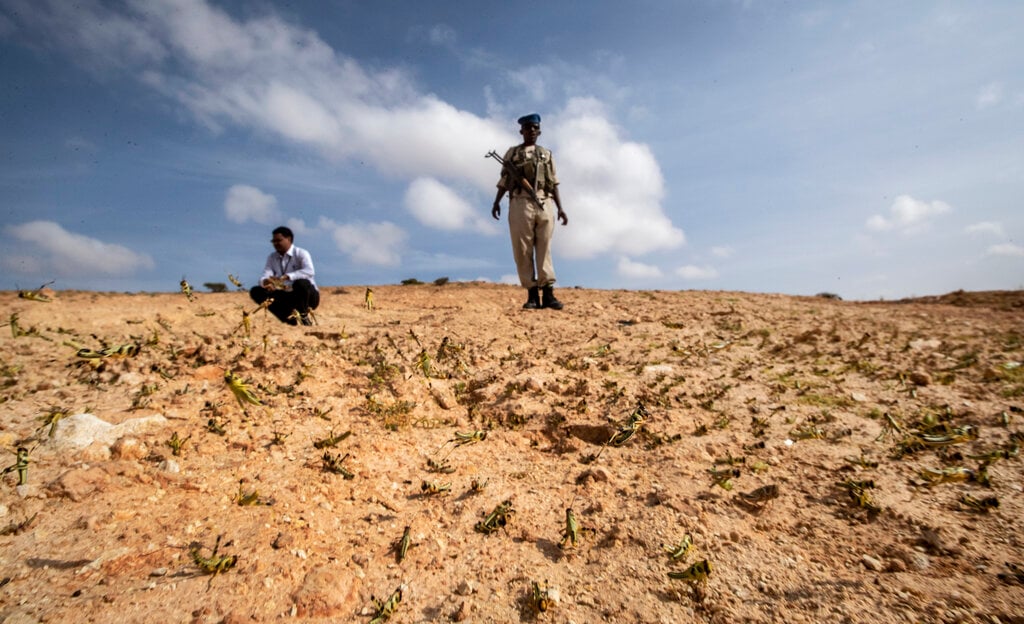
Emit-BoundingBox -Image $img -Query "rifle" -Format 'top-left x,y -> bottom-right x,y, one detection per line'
486,150 -> 543,207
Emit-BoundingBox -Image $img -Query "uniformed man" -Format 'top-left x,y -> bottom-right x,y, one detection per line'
491,113 -> 568,310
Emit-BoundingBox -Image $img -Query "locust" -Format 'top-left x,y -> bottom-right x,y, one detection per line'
394,525 -> 413,563
1,446 -> 32,486
180,278 -> 194,301
321,452 -> 355,478
737,484 -> 779,507
416,349 -> 433,378
966,446 -> 1019,462
668,559 -> 712,584
715,454 -> 746,466
845,454 -> 879,468
708,467 -> 740,490
609,403 -> 648,446
421,480 -> 451,496
531,580 -> 553,613
475,499 -> 515,534
876,412 -> 904,441
919,466 -> 975,485
17,281 -> 54,302
224,370 -> 262,408
958,494 -> 999,513
790,423 -> 824,440
369,586 -> 402,624
365,288 -> 374,310
313,429 -> 352,449
166,432 -> 190,456
663,534 -> 693,560
426,457 -> 456,474
438,430 -> 487,458
469,478 -> 488,493
234,480 -> 272,506
37,406 -> 69,438
228,274 -> 244,289
190,535 -> 237,588
0,512 -> 38,536
559,508 -> 594,550
206,418 -> 227,436
839,479 -> 881,515
270,427 -> 290,446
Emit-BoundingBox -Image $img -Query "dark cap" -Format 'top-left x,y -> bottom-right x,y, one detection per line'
517,113 -> 541,126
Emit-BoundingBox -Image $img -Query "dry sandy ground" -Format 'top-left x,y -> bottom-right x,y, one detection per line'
1,285 -> 1022,624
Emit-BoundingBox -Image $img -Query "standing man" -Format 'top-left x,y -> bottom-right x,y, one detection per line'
249,226 -> 319,325
492,113 -> 568,310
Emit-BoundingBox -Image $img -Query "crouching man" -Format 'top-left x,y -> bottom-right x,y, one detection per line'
249,226 -> 319,326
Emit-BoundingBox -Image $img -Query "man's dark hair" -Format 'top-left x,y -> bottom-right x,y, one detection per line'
272,226 -> 294,241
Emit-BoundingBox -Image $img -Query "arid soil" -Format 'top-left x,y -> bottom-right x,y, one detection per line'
1,285 -> 1022,624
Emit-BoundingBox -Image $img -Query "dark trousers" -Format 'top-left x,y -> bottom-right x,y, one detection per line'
249,279 -> 320,324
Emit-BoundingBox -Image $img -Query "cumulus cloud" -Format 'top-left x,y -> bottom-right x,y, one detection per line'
965,221 -> 1005,237
404,177 -> 496,234
3,0 -> 683,262
319,218 -> 407,266
617,257 -> 662,279
987,243 -> 1024,257
675,265 -> 718,280
6,220 -> 154,276
865,194 -> 951,232
225,184 -> 279,224
554,98 -> 685,259
711,245 -> 735,258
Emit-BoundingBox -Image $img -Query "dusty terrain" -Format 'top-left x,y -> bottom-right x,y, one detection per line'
1,284 -> 1022,624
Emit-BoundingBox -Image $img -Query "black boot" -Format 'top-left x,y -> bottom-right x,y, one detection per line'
541,286 -> 563,310
523,287 -> 541,309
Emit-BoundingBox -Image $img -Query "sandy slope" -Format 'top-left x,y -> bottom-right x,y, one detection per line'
1,285 -> 1022,623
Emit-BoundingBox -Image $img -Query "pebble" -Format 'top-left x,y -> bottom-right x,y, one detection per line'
861,555 -> 884,572
455,579 -> 475,596
149,568 -> 168,577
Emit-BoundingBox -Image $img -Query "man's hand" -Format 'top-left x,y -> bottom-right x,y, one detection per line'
557,209 -> 568,226
492,201 -> 502,220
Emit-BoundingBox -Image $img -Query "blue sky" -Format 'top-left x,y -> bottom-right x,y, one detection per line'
1,0 -> 1021,300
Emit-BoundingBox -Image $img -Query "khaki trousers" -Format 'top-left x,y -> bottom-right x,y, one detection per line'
508,193 -> 556,288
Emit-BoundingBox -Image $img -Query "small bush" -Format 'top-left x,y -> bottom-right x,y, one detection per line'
401,278 -> 423,285
203,282 -> 228,293
433,277 -> 450,286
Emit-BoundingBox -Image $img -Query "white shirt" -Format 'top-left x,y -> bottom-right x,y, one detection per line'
260,245 -> 317,290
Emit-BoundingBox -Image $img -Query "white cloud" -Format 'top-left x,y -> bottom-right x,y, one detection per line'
319,218 -> 407,266
554,98 -> 685,259
711,245 -> 735,258
225,184 -> 279,224
965,221 -> 1005,237
499,273 -> 519,285
865,194 -> 951,232
987,243 -> 1024,257
404,177 -> 496,234
617,257 -> 662,279
976,82 -> 1004,110
285,217 -> 311,237
675,265 -> 718,280
6,220 -> 154,276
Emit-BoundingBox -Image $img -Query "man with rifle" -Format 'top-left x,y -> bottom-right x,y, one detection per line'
489,113 -> 569,310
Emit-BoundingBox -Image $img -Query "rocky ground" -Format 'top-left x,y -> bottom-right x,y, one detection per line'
0,284 -> 1022,624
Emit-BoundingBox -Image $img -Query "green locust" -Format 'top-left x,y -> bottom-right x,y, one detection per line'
224,370 -> 262,408
708,467 -> 740,490
609,403 -> 648,446
839,479 -> 881,515
790,423 -> 824,440
37,406 -> 68,438
426,457 -> 455,474
206,418 -> 227,436
394,525 -> 413,563
365,288 -> 374,310
180,278 -> 194,301
17,281 -> 53,302
234,480 -> 272,506
313,429 -> 352,449
166,432 -> 190,456
369,586 -> 401,624
228,274 -> 244,289
663,534 -> 693,560
322,452 -> 355,479
190,535 -> 237,588
668,559 -> 712,583
559,508 -> 594,550
475,499 -> 515,534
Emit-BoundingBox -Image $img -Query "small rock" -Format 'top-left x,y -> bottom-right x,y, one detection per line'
149,568 -> 168,577
577,466 -> 611,484
47,467 -> 110,502
159,459 -> 180,474
886,558 -> 907,573
455,579 -> 475,596
908,372 -> 931,386
850,392 -> 869,403
111,437 -> 148,460
908,552 -> 930,571
524,378 -> 543,392
729,531 -> 741,543
861,555 -> 884,572
453,600 -> 470,622
272,532 -> 294,550
291,566 -> 361,618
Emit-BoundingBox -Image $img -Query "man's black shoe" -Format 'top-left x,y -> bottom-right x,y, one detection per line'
523,287 -> 541,310
541,286 -> 563,310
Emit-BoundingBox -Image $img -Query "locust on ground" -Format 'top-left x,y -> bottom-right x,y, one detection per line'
369,586 -> 402,624
322,452 -> 355,479
668,559 -> 712,584
475,499 -> 515,534
559,508 -> 595,550
190,535 -> 237,588
663,534 -> 693,560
